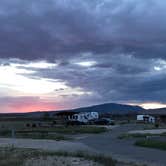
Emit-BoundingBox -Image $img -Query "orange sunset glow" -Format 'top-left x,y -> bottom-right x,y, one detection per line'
1,102 -> 61,113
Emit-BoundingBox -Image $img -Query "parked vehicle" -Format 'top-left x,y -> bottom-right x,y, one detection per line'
93,118 -> 115,125
137,115 -> 155,123
68,112 -> 99,123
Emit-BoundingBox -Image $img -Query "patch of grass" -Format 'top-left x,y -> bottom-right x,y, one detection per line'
0,147 -> 115,166
17,133 -> 70,141
0,130 -> 11,136
118,133 -> 150,139
118,133 -> 166,140
0,126 -> 107,135
22,126 -> 107,134
40,126 -> 108,134
0,146 -> 24,166
50,151 -> 115,166
0,126 -> 107,140
0,130 -> 70,141
135,139 -> 166,150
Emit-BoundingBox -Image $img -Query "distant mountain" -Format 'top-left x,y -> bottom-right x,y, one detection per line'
1,104 -> 166,120
0,103 -> 145,118
62,103 -> 145,115
19,103 -> 144,118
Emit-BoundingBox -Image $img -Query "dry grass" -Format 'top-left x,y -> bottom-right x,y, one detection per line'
118,132 -> 166,140
135,139 -> 166,150
0,125 -> 107,141
0,121 -> 108,141
24,156 -> 101,166
0,147 -> 115,166
0,146 -> 149,166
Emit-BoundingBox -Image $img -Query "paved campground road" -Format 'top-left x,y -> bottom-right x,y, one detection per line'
78,124 -> 166,166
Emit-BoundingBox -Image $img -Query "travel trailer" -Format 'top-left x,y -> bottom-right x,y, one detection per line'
68,112 -> 99,123
137,115 -> 155,123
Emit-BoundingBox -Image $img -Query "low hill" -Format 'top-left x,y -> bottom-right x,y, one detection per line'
0,103 -> 145,118
68,103 -> 144,114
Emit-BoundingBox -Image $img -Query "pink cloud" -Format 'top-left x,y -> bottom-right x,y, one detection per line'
0,96 -> 65,113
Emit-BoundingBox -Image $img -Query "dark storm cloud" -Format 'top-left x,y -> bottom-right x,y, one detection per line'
20,54 -> 166,104
0,0 -> 166,61
1,0 -> 166,106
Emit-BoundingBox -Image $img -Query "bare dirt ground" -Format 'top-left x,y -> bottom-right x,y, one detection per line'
0,138 -> 95,153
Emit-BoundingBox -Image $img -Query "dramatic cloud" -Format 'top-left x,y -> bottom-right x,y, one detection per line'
0,0 -> 166,112
0,0 -> 166,61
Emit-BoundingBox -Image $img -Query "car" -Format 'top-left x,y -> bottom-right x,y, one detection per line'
93,118 -> 115,125
102,118 -> 115,125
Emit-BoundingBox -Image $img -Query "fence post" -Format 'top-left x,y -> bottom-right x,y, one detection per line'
11,129 -> 15,138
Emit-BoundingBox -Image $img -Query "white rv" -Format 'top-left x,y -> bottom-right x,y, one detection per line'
137,115 -> 155,123
69,112 -> 99,123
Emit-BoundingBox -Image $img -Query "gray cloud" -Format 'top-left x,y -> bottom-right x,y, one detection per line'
17,53 -> 166,105
0,0 -> 166,61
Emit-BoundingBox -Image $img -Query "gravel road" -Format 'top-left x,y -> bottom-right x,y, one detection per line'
78,124 -> 166,166
0,138 -> 95,153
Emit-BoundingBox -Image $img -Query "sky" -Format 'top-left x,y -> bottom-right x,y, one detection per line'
1,0 -> 166,113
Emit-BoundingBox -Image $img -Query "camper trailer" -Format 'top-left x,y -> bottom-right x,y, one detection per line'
54,111 -> 99,125
69,112 -> 99,123
137,115 -> 155,123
